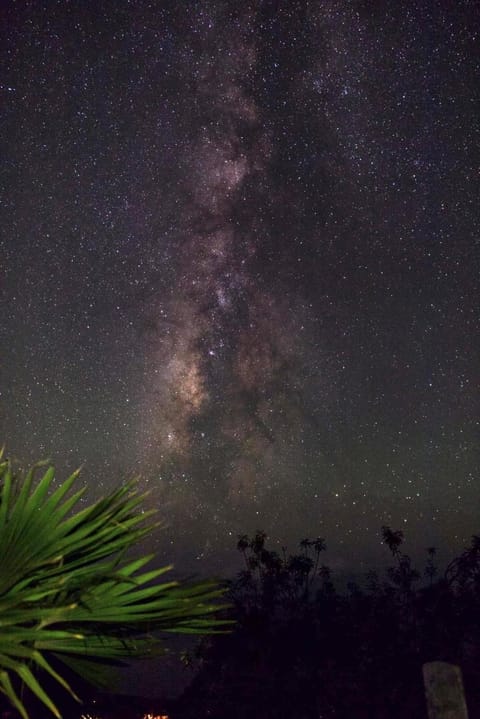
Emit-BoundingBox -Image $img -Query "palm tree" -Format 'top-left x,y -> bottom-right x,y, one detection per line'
0,452 -> 229,719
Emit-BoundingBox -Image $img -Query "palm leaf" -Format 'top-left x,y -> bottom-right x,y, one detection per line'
0,458 -> 231,718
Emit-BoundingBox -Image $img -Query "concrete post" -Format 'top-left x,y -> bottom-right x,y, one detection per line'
423,661 -> 468,719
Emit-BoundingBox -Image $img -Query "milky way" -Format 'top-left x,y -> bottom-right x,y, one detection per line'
1,1 -> 478,577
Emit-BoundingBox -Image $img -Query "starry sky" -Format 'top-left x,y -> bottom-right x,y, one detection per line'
1,0 -> 479,577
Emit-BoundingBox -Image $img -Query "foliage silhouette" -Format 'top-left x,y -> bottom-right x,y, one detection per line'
176,528 -> 480,719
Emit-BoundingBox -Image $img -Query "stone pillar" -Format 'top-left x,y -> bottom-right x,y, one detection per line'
423,661 -> 469,719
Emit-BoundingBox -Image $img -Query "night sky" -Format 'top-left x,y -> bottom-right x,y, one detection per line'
1,1 -> 479,579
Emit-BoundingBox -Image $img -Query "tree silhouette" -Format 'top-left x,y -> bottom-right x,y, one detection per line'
176,526 -> 480,719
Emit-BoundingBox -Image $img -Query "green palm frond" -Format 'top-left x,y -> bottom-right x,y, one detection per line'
0,452 -> 230,718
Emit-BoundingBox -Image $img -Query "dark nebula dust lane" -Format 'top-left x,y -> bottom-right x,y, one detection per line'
0,1 -> 478,574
